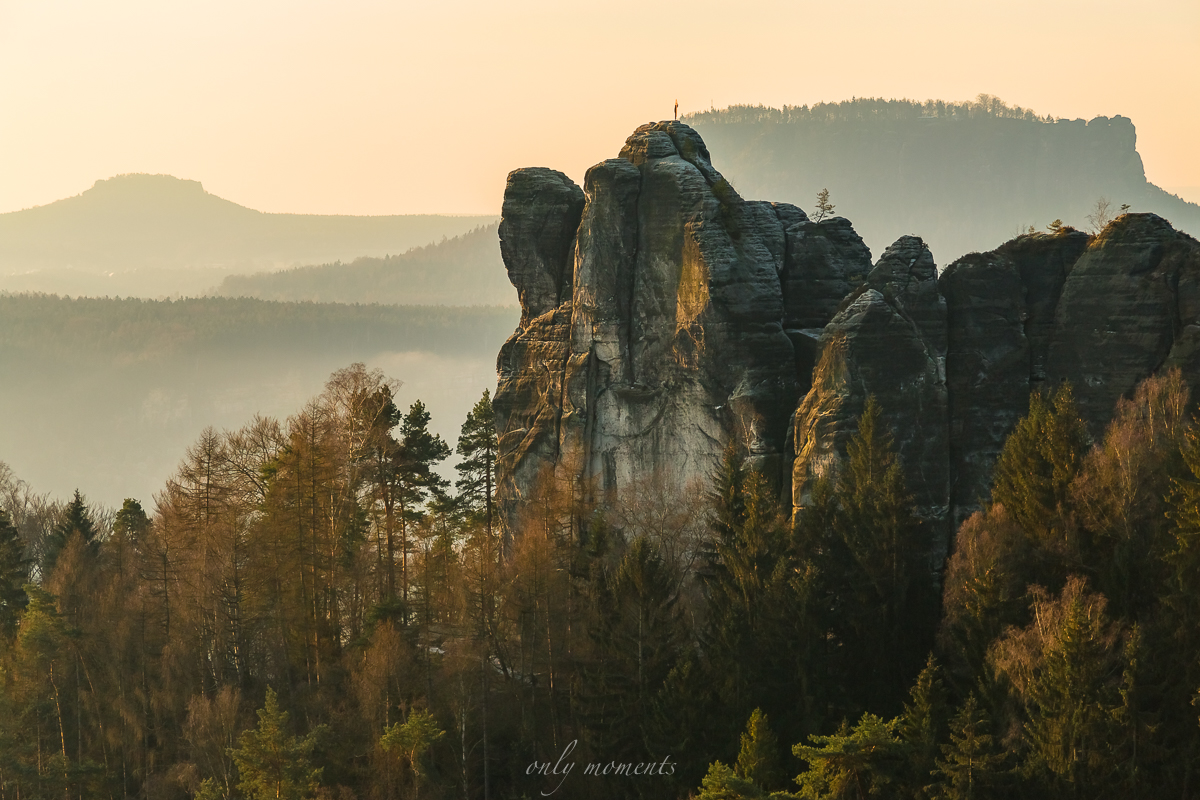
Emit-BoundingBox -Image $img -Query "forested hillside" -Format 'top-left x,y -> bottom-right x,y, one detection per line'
687,96 -> 1200,262
0,294 -> 517,507
214,225 -> 512,306
4,368 -> 1200,799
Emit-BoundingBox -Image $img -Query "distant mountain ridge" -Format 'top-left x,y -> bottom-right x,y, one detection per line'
0,173 -> 497,274
685,96 -> 1200,262
214,223 -> 512,306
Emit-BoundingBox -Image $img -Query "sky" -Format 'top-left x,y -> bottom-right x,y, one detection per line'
1,0 -> 1197,216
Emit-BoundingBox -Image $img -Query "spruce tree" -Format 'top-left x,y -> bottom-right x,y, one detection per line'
901,655 -> 948,793
584,536 -> 686,765
810,396 -> 930,715
703,449 -> 818,749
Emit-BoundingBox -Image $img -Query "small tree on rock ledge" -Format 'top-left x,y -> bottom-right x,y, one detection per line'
814,188 -> 835,223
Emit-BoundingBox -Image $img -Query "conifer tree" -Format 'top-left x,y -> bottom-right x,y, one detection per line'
808,396 -> 930,715
233,688 -> 326,800
704,447 -> 818,747
991,384 -> 1089,546
42,488 -> 98,577
585,536 -> 686,764
392,400 -> 451,610
736,708 -> 783,791
455,390 -> 497,535
900,655 -> 948,794
697,761 -> 763,799
380,708 -> 445,797
932,694 -> 1003,800
792,714 -> 905,800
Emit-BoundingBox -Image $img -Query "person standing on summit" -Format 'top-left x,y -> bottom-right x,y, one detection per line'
674,99 -> 679,120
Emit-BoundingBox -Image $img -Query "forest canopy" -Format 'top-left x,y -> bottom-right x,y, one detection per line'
5,366 -> 1200,799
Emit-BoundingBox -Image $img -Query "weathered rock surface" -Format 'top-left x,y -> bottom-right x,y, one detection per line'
497,121 -> 1200,564
938,231 -> 1089,525
496,122 -> 869,535
1047,214 -> 1200,428
790,236 -> 950,563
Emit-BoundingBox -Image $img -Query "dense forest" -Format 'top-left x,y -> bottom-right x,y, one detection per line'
4,361 -> 1200,799
686,95 -> 1200,262
213,226 -> 511,307
0,294 -> 516,509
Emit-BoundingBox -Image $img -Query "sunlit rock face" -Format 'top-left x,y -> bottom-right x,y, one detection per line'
495,122 -> 868,535
495,122 -> 1200,566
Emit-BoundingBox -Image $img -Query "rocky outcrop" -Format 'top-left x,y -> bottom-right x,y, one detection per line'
790,236 -> 950,563
497,121 -> 1200,564
1047,214 -> 1200,427
495,122 -> 867,535
938,231 -> 1089,525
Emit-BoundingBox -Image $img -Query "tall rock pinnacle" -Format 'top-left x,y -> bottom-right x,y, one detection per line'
495,122 -> 1200,564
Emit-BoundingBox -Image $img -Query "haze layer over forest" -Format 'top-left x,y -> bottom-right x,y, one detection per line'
0,295 -> 518,507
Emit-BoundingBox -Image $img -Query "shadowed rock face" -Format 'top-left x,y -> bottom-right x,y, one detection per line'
496,122 -> 1200,564
1047,215 -> 1200,427
791,236 -> 950,564
938,231 -> 1089,527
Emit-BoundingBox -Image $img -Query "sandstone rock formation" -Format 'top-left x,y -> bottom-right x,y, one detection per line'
790,236 -> 950,563
495,122 -> 869,534
496,121 -> 1200,565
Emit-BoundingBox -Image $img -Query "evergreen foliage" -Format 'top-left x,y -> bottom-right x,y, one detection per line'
3,366 -> 1200,799
232,688 -> 326,800
737,708 -> 784,791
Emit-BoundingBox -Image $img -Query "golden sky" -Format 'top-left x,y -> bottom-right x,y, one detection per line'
1,0 -> 1197,215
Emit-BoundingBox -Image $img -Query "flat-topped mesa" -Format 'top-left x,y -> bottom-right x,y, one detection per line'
494,121 -> 871,537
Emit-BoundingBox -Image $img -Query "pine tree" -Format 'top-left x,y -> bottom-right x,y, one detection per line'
697,761 -> 764,799
932,694 -> 1004,800
809,396 -> 931,715
232,688 -> 326,800
736,708 -> 783,791
900,655 -> 948,794
991,384 -> 1089,546
792,714 -> 905,800
391,400 -> 451,611
455,390 -> 497,535
380,708 -> 445,797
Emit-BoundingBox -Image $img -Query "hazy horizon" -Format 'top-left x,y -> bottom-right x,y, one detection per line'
2,0 -> 1196,218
